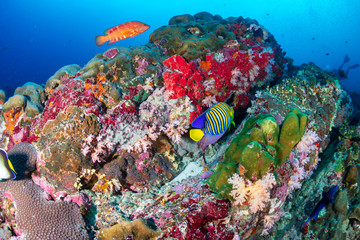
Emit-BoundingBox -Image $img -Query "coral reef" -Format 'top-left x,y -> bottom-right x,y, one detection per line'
0,11 -> 358,240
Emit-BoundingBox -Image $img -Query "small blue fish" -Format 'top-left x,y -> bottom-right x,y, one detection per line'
293,185 -> 338,239
190,102 -> 235,164
0,148 -> 16,180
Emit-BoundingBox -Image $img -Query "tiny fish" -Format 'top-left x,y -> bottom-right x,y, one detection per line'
95,21 -> 150,47
0,149 -> 16,180
292,185 -> 338,239
190,102 -> 235,164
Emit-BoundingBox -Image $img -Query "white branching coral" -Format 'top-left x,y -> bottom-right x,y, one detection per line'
228,173 -> 276,214
201,95 -> 217,107
203,78 -> 215,91
286,129 -> 321,192
139,87 -> 194,144
296,129 -> 320,153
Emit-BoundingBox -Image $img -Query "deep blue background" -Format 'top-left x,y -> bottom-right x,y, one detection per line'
1,0 -> 359,98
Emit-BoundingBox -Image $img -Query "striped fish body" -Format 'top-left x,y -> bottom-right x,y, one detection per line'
204,102 -> 233,136
95,21 -> 150,47
190,102 -> 234,142
189,102 -> 234,164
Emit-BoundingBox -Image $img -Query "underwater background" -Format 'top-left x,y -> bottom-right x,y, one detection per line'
0,0 -> 360,240
1,0 -> 359,96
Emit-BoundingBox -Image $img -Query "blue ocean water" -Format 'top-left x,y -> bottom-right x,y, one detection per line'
1,0 -> 359,98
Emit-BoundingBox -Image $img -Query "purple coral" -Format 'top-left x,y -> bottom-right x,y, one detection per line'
135,56 -> 149,75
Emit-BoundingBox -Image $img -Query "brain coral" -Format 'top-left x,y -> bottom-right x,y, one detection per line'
0,179 -> 88,240
0,143 -> 88,239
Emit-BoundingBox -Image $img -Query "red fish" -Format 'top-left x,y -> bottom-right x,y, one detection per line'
95,21 -> 150,46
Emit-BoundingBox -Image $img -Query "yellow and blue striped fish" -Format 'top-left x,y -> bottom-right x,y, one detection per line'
190,102 -> 235,164
204,102 -> 233,136
190,102 -> 234,139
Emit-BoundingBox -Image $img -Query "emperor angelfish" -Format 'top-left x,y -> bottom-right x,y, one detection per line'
0,148 -> 16,180
190,102 -> 235,164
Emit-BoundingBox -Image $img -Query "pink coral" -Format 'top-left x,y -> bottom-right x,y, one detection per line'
103,48 -> 119,59
135,56 -> 149,75
228,173 -> 276,214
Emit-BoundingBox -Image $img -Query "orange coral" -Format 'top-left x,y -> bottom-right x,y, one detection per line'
84,75 -> 108,103
199,60 -> 211,71
233,23 -> 247,38
3,108 -> 22,134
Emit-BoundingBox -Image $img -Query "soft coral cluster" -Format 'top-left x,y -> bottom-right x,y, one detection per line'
162,45 -> 277,120
139,87 -> 195,144
228,173 -> 276,214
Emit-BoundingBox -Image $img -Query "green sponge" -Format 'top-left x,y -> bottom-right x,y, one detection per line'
208,109 -> 307,200
207,162 -> 238,199
240,141 -> 276,179
277,108 -> 307,163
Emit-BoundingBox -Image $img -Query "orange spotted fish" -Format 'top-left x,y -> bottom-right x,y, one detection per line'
95,21 -> 150,47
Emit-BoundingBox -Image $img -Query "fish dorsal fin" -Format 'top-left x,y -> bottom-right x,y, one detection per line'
191,110 -> 207,128
190,129 -> 204,142
104,24 -> 120,35
103,21 -> 140,35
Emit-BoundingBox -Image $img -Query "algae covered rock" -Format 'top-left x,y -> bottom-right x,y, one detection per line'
2,95 -> 27,113
150,13 -> 236,61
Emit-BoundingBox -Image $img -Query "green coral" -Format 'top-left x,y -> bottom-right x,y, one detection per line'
208,108 -> 307,199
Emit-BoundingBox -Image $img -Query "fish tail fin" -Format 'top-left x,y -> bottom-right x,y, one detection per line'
190,129 -> 204,142
95,35 -> 107,47
292,218 -> 310,240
